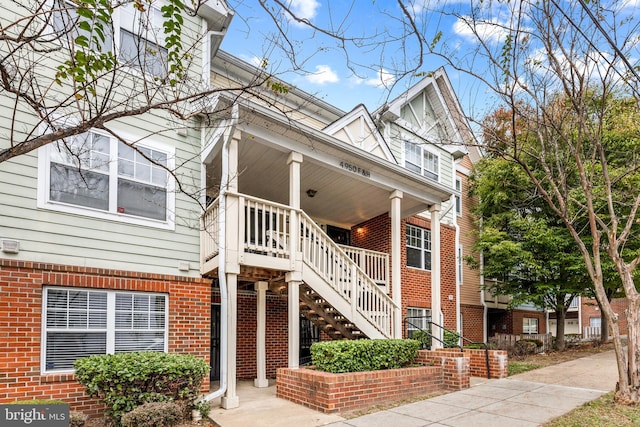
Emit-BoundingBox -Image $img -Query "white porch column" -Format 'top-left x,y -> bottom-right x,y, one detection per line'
254,281 -> 269,387
287,152 -> 303,368
430,204 -> 442,349
221,273 -> 240,408
286,272 -> 301,368
390,190 -> 403,338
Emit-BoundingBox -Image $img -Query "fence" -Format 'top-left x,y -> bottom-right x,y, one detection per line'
491,333 -> 553,353
583,326 -> 601,340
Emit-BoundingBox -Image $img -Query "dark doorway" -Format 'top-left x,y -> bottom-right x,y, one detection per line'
326,224 -> 350,245
210,304 -> 221,381
300,316 -> 320,365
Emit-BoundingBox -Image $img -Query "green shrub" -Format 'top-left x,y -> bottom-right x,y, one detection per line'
411,330 -> 431,349
310,339 -> 419,373
8,399 -> 66,405
74,352 -> 209,426
443,330 -> 461,348
120,402 -> 182,427
194,399 -> 212,419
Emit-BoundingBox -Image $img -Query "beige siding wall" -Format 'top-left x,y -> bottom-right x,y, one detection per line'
0,4 -> 207,277
457,155 -> 482,306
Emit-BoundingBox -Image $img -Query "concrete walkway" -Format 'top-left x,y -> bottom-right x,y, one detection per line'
209,350 -> 617,427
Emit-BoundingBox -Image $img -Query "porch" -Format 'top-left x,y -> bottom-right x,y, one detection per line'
199,97 -> 454,408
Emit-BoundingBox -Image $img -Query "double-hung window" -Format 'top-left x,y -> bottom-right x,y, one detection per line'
40,129 -> 174,228
43,287 -> 167,372
406,224 -> 431,270
51,0 -> 114,52
119,1 -> 168,77
455,177 -> 462,216
404,142 -> 439,181
523,317 -> 539,334
406,307 -> 432,338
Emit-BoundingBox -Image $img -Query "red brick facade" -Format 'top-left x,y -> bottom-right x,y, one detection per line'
352,214 -> 459,333
0,259 -> 211,415
215,291 -> 289,379
460,304 -> 485,343
581,297 -> 629,336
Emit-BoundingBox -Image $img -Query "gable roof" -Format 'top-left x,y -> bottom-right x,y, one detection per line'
323,104 -> 396,163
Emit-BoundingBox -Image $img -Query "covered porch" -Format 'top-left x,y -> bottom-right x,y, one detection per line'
199,98 -> 453,408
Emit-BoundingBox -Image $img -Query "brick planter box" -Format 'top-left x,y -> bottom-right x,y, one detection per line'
277,351 -> 471,414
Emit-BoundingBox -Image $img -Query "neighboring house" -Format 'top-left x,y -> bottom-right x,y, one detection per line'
548,296 -> 629,340
0,3 -> 476,415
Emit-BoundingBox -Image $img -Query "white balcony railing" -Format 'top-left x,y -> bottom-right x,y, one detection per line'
339,245 -> 389,288
201,193 -> 395,337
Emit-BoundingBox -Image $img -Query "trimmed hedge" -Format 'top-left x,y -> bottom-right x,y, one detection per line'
310,339 -> 420,373
121,402 -> 182,427
74,352 -> 209,425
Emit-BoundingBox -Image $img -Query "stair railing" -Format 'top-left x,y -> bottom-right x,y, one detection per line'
299,212 -> 397,338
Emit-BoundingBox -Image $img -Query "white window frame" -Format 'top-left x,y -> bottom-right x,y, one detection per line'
49,0 -> 169,77
37,128 -> 176,229
116,0 -> 169,78
589,317 -> 602,328
41,287 -> 169,373
523,317 -> 539,334
406,223 -> 431,271
406,307 -> 432,337
455,176 -> 462,216
404,141 -> 440,181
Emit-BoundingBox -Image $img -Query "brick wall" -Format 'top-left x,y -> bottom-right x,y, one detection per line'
213,290 -> 289,380
581,297 -> 628,336
511,309 -> 547,335
0,259 -> 211,415
460,304 -> 484,342
422,348 -> 508,379
352,214 -> 458,332
277,365 -> 445,414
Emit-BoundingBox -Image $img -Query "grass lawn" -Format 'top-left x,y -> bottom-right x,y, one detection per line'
507,341 -> 640,426
543,392 -> 640,426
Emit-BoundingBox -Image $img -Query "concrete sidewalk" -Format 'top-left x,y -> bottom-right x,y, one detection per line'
209,350 -> 617,427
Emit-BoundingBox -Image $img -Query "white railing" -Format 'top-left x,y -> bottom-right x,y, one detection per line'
240,195 -> 291,258
200,193 -> 396,338
300,212 -> 396,337
569,296 -> 580,310
583,326 -> 600,340
201,197 -> 220,263
339,245 -> 389,288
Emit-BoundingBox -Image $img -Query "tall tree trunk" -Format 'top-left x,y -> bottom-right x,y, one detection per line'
556,309 -> 566,351
597,298 -> 609,344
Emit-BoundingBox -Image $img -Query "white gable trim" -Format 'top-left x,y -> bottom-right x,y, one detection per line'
324,105 -> 396,163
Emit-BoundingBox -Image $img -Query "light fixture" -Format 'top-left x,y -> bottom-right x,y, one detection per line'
306,189 -> 317,198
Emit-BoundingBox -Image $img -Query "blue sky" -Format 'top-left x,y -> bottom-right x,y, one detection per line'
220,0 -> 640,122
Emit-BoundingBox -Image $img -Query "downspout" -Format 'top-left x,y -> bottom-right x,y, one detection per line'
203,102 -> 239,402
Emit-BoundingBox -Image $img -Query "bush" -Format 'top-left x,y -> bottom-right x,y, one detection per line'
69,411 -> 88,427
443,330 -> 461,348
120,402 -> 182,427
310,339 -> 419,373
411,330 -> 431,349
74,352 -> 209,425
8,399 -> 66,405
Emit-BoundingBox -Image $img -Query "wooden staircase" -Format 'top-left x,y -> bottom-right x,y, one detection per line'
268,280 -> 365,340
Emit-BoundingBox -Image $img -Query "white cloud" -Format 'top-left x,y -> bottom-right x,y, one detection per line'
305,65 -> 339,85
453,16 -> 511,44
364,69 -> 396,88
286,0 -> 321,27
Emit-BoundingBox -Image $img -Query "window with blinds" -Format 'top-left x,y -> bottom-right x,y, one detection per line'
43,287 -> 167,372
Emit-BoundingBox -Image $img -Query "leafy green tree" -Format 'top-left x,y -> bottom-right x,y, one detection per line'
469,155 -> 587,350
